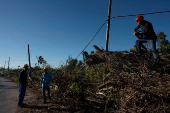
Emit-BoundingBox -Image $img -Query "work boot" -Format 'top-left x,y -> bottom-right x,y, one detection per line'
130,48 -> 136,52
17,104 -> 23,107
21,103 -> 27,106
140,49 -> 147,53
17,103 -> 26,107
135,50 -> 146,55
43,100 -> 46,104
154,61 -> 161,67
49,97 -> 51,101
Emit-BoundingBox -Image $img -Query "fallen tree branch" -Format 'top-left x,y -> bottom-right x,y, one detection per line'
130,86 -> 170,103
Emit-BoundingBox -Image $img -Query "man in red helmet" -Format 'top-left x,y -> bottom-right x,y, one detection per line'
133,16 -> 160,63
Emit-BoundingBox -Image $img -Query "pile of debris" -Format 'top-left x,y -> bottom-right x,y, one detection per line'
81,45 -> 170,112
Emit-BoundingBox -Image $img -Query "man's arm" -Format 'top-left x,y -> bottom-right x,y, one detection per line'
133,25 -> 140,35
19,72 -> 24,89
19,73 -> 21,84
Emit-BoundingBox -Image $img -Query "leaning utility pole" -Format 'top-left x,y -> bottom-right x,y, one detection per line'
105,0 -> 112,51
28,44 -> 31,77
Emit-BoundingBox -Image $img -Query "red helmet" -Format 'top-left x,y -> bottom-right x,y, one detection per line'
135,16 -> 144,24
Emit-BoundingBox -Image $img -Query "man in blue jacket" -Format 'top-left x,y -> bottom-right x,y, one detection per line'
133,16 -> 160,63
17,64 -> 28,107
41,67 -> 52,103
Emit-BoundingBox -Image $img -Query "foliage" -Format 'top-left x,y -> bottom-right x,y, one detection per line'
67,57 -> 78,68
2,52 -> 170,113
157,31 -> 170,54
77,60 -> 83,67
0,67 -> 5,71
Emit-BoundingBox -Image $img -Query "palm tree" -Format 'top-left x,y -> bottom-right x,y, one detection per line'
36,56 -> 47,68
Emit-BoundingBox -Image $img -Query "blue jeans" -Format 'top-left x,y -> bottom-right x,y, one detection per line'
42,86 -> 50,101
17,83 -> 26,106
136,39 -> 159,61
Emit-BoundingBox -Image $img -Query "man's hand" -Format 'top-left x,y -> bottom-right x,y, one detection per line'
133,31 -> 136,35
20,84 -> 23,89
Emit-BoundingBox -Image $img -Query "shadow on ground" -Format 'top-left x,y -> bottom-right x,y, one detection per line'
21,103 -> 78,113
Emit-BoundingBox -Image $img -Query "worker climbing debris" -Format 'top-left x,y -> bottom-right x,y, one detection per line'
133,16 -> 160,64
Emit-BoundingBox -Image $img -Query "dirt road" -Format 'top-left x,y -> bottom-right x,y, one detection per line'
0,77 -> 38,113
0,77 -> 19,113
0,76 -> 83,113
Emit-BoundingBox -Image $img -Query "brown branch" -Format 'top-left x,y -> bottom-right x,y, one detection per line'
130,86 -> 170,103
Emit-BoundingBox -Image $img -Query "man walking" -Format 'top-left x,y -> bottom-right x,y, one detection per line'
41,67 -> 52,103
133,16 -> 160,63
17,64 -> 28,107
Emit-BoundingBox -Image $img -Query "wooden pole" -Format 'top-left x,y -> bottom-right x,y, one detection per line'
28,44 -> 31,77
8,57 -> 10,71
105,0 -> 112,51
4,61 -> 6,69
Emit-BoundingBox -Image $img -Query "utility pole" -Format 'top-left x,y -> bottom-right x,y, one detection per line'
28,44 -> 31,77
4,61 -> 6,69
8,57 -> 10,71
105,0 -> 112,51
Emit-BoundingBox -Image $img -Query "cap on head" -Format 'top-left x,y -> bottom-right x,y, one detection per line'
135,16 -> 144,24
23,64 -> 28,68
43,67 -> 48,70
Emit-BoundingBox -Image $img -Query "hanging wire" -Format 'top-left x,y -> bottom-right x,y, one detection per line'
75,20 -> 107,59
110,10 -> 170,19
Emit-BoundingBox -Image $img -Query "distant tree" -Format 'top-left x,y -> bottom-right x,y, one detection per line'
0,67 -> 5,71
36,56 -> 47,68
66,55 -> 78,68
46,64 -> 52,69
157,31 -> 170,54
77,60 -> 83,67
42,60 -> 47,69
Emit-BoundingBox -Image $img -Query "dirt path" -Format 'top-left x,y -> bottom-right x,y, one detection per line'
0,76 -> 82,113
15,82 -> 76,113
15,83 -> 57,113
15,89 -> 80,113
15,88 -> 57,113
0,77 -> 42,113
0,77 -> 19,113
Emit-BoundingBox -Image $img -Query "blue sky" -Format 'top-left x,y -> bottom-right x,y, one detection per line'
0,0 -> 170,69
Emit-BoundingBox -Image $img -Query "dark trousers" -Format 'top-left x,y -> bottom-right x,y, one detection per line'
136,39 -> 160,61
42,86 -> 50,101
17,83 -> 26,106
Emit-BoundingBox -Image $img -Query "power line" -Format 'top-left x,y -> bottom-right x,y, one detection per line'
54,10 -> 170,75
110,10 -> 170,19
2,11 -> 170,68
75,10 -> 170,60
60,20 -> 108,74
75,20 -> 107,59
